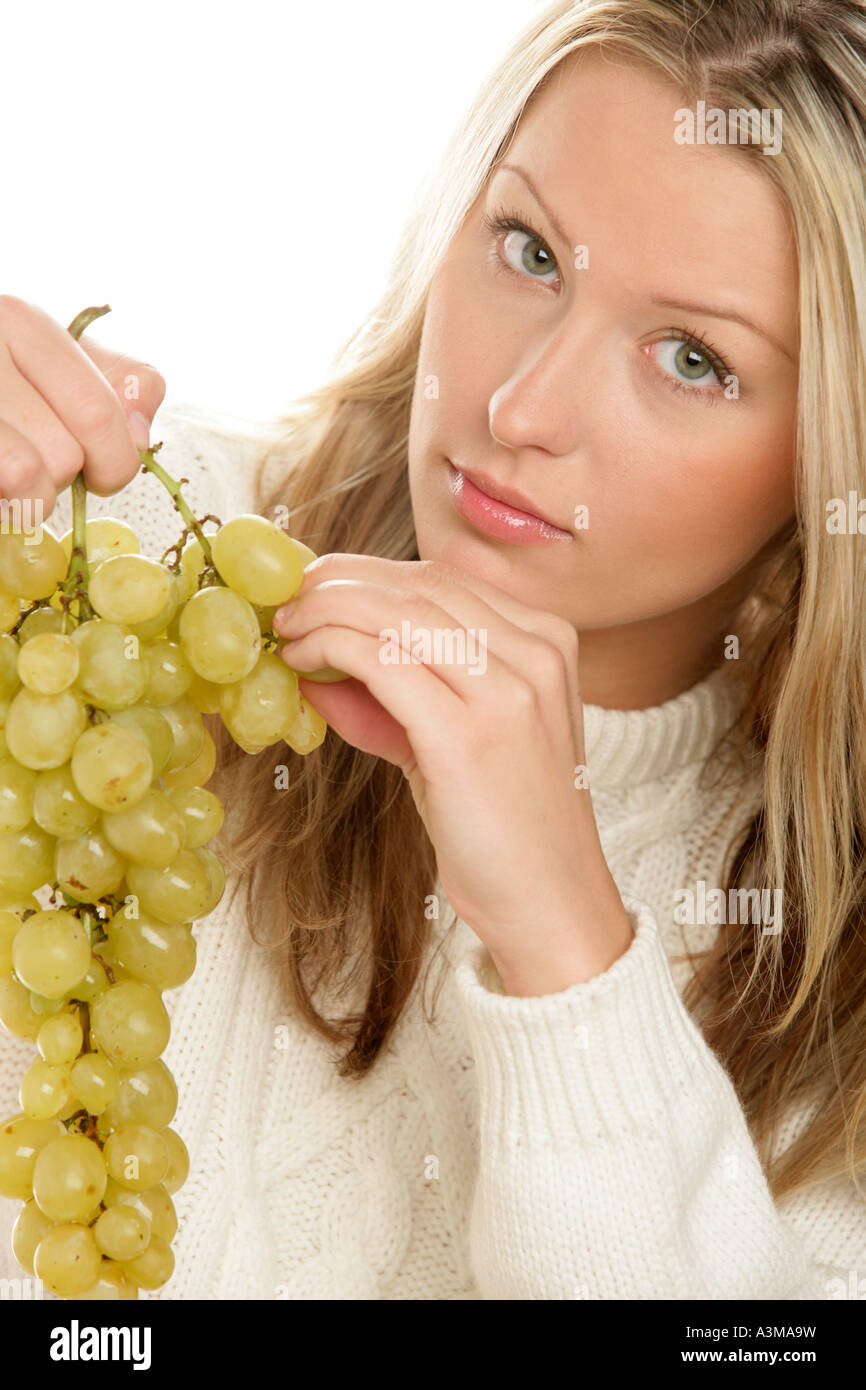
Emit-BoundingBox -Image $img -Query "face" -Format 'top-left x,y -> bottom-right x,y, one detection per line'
407,48 -> 800,708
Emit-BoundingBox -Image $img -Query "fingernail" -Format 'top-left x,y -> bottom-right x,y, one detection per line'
127,411 -> 150,450
274,601 -> 297,630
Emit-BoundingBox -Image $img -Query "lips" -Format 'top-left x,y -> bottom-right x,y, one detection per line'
455,465 -> 566,530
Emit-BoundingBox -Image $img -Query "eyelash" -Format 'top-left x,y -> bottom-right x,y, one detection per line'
481,204 -> 737,402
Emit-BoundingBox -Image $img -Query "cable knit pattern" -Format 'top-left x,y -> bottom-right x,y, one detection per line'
0,400 -> 864,1300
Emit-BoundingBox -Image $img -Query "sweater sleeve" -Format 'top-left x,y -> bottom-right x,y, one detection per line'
453,893 -> 830,1300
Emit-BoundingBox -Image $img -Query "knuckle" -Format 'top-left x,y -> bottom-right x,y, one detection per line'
49,436 -> 86,486
74,387 -> 120,440
0,439 -> 43,488
533,640 -> 570,691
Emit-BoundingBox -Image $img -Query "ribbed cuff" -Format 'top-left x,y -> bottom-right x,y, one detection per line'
454,894 -> 731,1148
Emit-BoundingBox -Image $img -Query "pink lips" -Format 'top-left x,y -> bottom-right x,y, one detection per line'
446,461 -> 573,546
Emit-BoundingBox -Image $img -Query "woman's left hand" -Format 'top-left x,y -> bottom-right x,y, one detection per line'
273,554 -> 634,993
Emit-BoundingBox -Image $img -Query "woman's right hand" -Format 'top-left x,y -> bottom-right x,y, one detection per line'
0,295 -> 166,519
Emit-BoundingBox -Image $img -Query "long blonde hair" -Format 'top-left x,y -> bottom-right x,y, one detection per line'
207,0 -> 866,1204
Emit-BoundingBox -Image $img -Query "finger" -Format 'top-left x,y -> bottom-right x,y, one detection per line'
76,336 -> 167,442
0,341 -> 85,490
296,674 -> 414,766
0,416 -> 57,514
280,624 -> 462,773
278,564 -> 583,752
1,298 -> 143,496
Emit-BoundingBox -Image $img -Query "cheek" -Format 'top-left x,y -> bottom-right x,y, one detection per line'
612,408 -> 797,577
413,260 -> 507,426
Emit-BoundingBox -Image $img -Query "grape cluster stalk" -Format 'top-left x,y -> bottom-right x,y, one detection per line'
0,304 -> 340,1299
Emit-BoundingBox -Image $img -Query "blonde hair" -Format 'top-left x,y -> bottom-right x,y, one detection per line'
207,0 -> 866,1204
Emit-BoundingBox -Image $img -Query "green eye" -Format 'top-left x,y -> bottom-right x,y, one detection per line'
502,229 -> 558,280
673,342 -> 713,380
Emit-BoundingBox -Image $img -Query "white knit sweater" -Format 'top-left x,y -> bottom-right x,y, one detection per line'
0,403 -> 862,1301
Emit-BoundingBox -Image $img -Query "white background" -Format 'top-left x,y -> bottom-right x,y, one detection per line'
2,1 -> 541,427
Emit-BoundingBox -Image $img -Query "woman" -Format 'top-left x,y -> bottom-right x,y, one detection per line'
2,0 -> 865,1299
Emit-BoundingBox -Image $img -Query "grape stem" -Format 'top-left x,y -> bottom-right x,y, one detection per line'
137,443 -> 221,571
61,306 -> 112,630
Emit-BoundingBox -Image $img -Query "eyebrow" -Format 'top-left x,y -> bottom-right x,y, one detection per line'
495,161 -> 796,363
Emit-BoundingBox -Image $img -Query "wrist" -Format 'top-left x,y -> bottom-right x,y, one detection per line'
489,875 -> 635,997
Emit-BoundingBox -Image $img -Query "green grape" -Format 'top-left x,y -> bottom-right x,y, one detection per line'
33,763 -> 100,839
71,722 -> 153,811
161,728 -> 216,789
17,632 -> 81,696
72,619 -> 147,710
294,664 -> 350,683
0,589 -> 20,632
65,956 -> 109,1004
284,692 -> 328,754
11,1196 -> 55,1274
5,686 -> 88,770
0,889 -> 40,915
291,538 -> 318,567
120,1233 -> 174,1291
142,637 -> 193,705
55,829 -> 126,900
69,1051 -> 118,1114
60,517 -> 140,570
212,513 -> 305,606
20,1059 -> 74,1119
0,822 -> 56,894
185,671 -> 221,714
34,1222 -> 102,1297
219,651 -> 301,749
127,573 -> 181,642
102,788 -> 185,868
0,526 -> 66,600
156,696 -> 204,771
78,1259 -> 140,1300
101,1060 -> 177,1130
17,606 -> 64,643
29,990 -> 66,1017
0,1112 -> 66,1198
108,702 -> 173,780
32,1133 -> 108,1221
90,980 -> 170,1065
103,1124 -> 169,1191
0,757 -> 36,833
88,554 -> 173,625
160,1127 -> 189,1195
12,909 -> 91,998
163,784 -> 223,847
178,585 -> 261,683
125,849 -> 212,923
93,1204 -> 150,1261
175,536 -> 207,604
0,762 -> 35,840
193,846 -> 225,916
0,632 -> 20,695
103,1177 -> 177,1241
0,907 -> 21,972
106,911 -> 196,990
37,1009 -> 83,1064
0,973 -> 44,1039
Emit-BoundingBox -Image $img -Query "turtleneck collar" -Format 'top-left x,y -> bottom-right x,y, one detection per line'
581,661 -> 749,792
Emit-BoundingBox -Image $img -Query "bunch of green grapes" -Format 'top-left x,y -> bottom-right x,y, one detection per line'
0,473 -> 337,1299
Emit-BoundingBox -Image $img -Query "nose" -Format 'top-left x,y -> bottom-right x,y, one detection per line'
488,313 -> 599,458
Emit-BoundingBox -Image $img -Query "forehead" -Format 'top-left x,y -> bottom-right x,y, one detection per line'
499,47 -> 797,324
